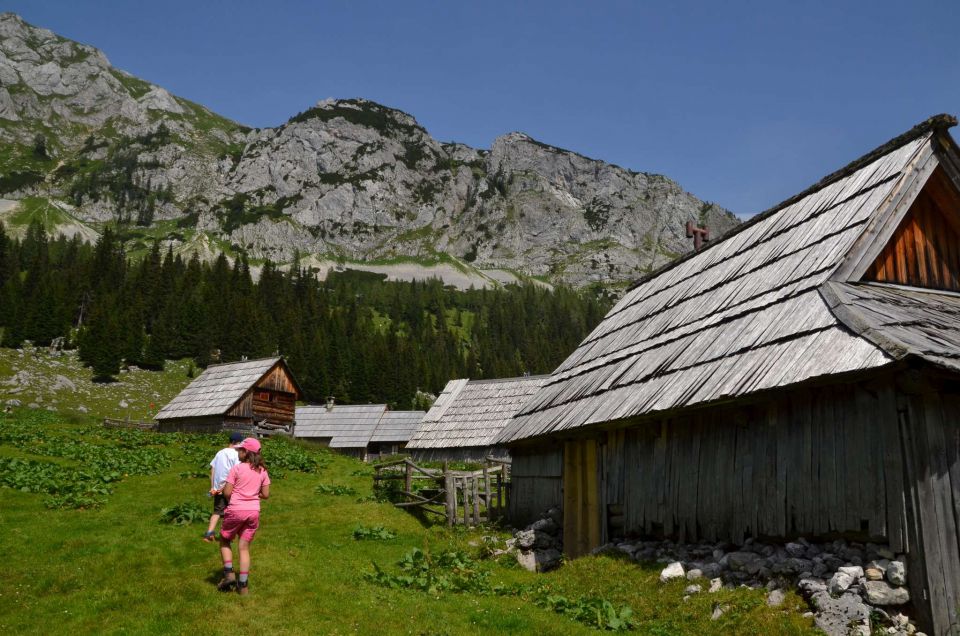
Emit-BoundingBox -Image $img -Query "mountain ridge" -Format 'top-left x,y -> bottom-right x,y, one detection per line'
0,13 -> 739,288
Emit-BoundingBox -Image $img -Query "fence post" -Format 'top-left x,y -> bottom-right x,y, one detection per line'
483,464 -> 492,521
404,461 -> 413,495
443,462 -> 455,527
498,466 -> 506,518
472,476 -> 480,525
462,477 -> 469,525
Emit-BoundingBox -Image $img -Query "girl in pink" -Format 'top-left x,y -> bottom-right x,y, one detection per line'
217,437 -> 270,595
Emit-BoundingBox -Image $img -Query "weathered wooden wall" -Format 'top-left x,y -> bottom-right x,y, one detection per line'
509,371 -> 960,634
900,384 -> 960,634
155,416 -> 225,433
257,364 -> 300,394
615,383 -> 900,547
508,446 -> 562,527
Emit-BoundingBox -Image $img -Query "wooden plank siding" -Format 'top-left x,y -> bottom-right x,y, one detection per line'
612,383 -> 899,545
865,166 -> 960,291
900,387 -> 960,633
563,439 -> 600,558
508,446 -> 562,527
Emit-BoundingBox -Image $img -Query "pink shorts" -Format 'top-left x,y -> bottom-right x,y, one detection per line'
220,509 -> 260,542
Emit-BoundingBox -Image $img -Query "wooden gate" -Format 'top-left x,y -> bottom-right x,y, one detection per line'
563,439 -> 601,557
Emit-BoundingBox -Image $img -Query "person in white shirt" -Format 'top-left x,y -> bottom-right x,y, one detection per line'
203,431 -> 243,542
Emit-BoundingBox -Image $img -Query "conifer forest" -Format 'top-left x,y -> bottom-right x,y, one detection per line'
0,221 -> 611,408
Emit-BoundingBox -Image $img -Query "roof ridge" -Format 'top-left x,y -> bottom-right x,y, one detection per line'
204,356 -> 281,369
467,374 -> 551,385
626,113 -> 957,292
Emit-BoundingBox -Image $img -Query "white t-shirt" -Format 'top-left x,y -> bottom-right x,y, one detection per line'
210,447 -> 240,490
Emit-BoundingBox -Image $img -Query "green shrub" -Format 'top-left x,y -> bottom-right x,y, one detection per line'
159,501 -> 208,525
315,483 -> 356,496
352,524 -> 397,540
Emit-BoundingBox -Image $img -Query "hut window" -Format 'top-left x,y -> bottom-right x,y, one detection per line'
255,391 -> 273,401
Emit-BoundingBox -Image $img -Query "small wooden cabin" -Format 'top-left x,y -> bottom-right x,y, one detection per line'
406,376 -> 547,462
154,357 -> 302,433
498,115 -> 960,634
294,403 -> 388,458
294,404 -> 424,461
368,410 -> 425,459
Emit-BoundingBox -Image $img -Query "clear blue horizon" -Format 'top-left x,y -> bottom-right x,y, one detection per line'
6,1 -> 960,217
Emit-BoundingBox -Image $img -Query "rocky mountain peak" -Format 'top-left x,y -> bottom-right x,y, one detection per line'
0,13 -> 739,289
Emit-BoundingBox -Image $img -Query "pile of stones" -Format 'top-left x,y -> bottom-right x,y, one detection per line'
598,536 -> 919,636
504,508 -> 564,572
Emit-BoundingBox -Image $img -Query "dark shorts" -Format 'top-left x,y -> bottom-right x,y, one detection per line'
212,493 -> 228,516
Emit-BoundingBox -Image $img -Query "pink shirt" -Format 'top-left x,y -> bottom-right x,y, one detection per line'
225,463 -> 270,512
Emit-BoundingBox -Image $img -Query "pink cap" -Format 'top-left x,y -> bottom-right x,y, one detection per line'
240,438 -> 261,453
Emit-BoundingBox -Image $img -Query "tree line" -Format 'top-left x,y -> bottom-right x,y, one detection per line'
0,221 -> 611,409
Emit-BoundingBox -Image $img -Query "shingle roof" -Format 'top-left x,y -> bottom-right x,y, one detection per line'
500,116 -> 960,444
155,358 -> 282,420
370,411 -> 426,443
294,404 -> 387,448
408,376 -> 547,449
822,281 -> 960,372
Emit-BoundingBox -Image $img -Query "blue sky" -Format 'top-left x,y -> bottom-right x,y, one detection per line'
7,1 -> 960,216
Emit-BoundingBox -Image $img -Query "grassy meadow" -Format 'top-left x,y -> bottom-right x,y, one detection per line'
0,350 -> 818,635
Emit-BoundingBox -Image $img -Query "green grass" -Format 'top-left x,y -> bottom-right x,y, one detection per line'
0,346 -> 193,420
0,352 -> 818,635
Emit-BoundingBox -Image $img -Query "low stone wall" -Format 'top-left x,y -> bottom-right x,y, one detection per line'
609,537 -> 918,636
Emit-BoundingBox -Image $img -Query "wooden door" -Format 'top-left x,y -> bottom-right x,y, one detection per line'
563,438 -> 601,557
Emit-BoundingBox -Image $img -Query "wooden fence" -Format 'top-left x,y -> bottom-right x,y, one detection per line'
103,417 -> 157,431
373,457 -> 510,526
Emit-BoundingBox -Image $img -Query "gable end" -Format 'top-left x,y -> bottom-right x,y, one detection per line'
863,165 -> 960,291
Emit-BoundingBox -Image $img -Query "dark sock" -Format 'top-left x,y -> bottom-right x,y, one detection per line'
223,562 -> 233,576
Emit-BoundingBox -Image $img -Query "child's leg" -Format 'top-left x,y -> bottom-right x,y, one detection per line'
237,539 -> 251,588
220,536 -> 233,567
205,513 -> 220,536
205,495 -> 227,540
217,536 -> 236,590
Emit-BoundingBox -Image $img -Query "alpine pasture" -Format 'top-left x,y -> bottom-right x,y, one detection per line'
0,348 -> 816,635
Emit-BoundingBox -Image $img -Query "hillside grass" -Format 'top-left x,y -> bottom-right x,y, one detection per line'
0,352 -> 818,635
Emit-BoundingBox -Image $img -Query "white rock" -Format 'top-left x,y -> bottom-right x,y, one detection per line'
659,561 -> 685,583
886,561 -> 906,586
828,570 -> 855,595
863,580 -> 910,606
767,589 -> 785,607
708,578 -> 722,593
710,604 -> 726,620
686,568 -> 703,581
516,550 -> 536,572
684,584 -> 701,595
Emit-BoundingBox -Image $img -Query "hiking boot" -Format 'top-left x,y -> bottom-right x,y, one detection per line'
216,573 -> 236,591
237,582 -> 249,596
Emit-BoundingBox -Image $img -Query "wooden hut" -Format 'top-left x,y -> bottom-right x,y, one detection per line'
498,115 -> 960,634
154,357 -> 302,433
368,410 -> 425,460
294,403 -> 387,458
407,376 -> 547,462
293,404 -> 424,460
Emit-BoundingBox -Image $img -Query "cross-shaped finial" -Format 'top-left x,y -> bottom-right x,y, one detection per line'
686,221 -> 710,251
